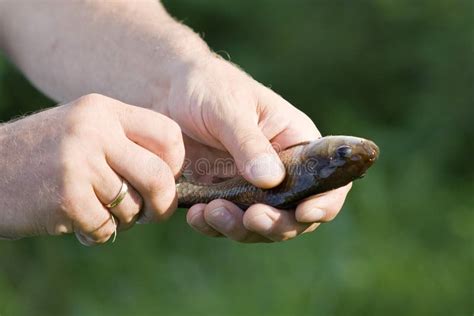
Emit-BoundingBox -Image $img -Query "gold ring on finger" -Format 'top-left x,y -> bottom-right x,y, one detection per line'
105,179 -> 128,209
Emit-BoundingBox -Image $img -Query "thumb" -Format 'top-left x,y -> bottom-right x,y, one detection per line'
219,119 -> 285,189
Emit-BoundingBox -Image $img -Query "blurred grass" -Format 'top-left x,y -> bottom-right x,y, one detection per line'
0,1 -> 473,315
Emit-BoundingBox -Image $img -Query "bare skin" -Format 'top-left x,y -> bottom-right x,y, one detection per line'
0,0 -> 351,243
0,94 -> 184,245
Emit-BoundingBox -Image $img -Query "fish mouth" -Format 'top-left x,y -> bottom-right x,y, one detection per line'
364,140 -> 380,162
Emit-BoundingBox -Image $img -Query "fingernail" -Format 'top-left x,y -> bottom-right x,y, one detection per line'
189,212 -> 209,231
304,208 -> 326,222
251,214 -> 274,232
136,213 -> 149,225
75,232 -> 94,247
248,154 -> 285,184
207,206 -> 235,232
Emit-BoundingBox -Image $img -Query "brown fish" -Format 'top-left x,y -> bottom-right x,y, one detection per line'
177,136 -> 379,210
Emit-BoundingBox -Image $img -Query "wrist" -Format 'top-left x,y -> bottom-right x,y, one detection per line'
162,21 -> 212,68
147,20 -> 214,114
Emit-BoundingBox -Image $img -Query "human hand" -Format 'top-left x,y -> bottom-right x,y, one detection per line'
0,94 -> 184,245
162,56 -> 352,243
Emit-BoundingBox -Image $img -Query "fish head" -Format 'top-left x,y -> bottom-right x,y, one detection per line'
303,136 -> 379,188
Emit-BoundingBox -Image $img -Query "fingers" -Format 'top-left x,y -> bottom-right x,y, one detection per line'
186,199 -> 320,243
218,118 -> 285,189
100,99 -> 184,224
243,204 -> 316,242
106,139 -> 178,224
91,160 -> 143,231
115,103 -> 185,176
295,183 -> 352,223
186,204 -> 222,238
204,200 -> 272,242
256,85 -> 321,148
187,200 -> 272,243
185,163 -> 351,244
69,187 -> 117,246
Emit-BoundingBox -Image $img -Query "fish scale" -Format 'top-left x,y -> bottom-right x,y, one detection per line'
176,135 -> 379,210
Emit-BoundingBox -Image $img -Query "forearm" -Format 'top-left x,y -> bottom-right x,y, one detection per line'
0,0 -> 211,112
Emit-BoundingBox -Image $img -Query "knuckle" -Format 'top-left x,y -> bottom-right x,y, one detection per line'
141,164 -> 177,222
145,163 -> 175,196
152,113 -> 181,137
242,211 -> 262,232
161,121 -> 184,153
65,94 -> 115,133
89,224 -> 114,243
166,148 -> 185,175
76,93 -> 110,107
121,210 -> 139,225
236,130 -> 260,154
166,119 -> 182,138
171,138 -> 185,160
148,185 -> 177,222
117,192 -> 142,225
143,169 -> 168,197
168,133 -> 184,152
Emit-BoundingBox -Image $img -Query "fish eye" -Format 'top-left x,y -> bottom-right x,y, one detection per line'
336,145 -> 352,158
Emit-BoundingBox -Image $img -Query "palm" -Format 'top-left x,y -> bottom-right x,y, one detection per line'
167,62 -> 321,184
160,57 -> 351,243
181,134 -> 237,183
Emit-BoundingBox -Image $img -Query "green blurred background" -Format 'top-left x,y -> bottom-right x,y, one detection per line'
0,1 -> 472,315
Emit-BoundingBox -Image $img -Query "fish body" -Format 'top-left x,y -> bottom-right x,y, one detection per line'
177,136 -> 379,210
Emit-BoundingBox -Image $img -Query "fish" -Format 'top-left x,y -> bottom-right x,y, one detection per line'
177,135 -> 379,210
